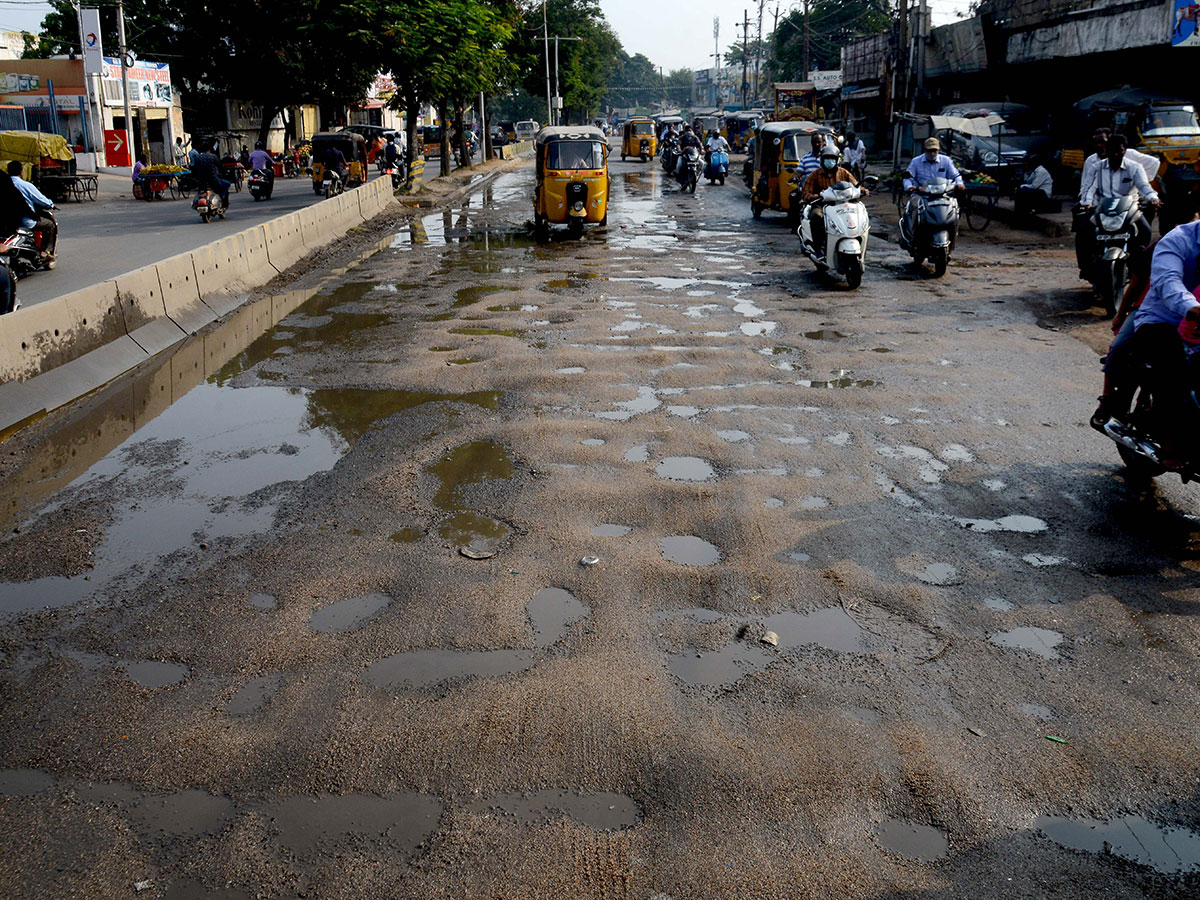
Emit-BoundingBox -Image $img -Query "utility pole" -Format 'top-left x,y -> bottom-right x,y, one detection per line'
755,0 -> 765,105
897,0 -> 909,114
551,36 -> 582,125
713,17 -> 720,108
803,0 -> 810,82
741,10 -> 750,109
542,0 -> 551,125
116,0 -> 132,164
915,0 -> 928,105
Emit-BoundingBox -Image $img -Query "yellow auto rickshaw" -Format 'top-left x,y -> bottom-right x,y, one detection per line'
533,126 -> 610,238
421,125 -> 443,158
723,112 -> 761,153
621,117 -> 657,161
750,121 -> 833,222
310,131 -> 366,194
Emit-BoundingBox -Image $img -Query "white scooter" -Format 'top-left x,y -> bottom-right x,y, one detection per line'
797,177 -> 875,289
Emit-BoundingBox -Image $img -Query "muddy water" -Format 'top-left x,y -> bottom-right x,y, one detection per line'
761,608 -> 865,653
466,789 -> 640,830
875,819 -> 949,861
263,793 -> 443,854
660,536 -> 721,566
990,626 -> 1063,660
0,768 -> 56,796
1037,814 -> 1200,874
224,674 -> 285,716
527,588 -> 588,648
309,593 -> 390,633
427,441 -> 516,554
364,649 -> 538,689
123,660 -> 188,688
654,456 -> 715,482
667,642 -> 773,686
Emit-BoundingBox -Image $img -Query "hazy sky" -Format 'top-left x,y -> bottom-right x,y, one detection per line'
601,0 -> 964,74
0,3 -> 51,36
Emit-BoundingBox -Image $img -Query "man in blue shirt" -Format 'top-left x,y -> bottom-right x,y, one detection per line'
7,161 -> 56,261
1110,220 -> 1200,460
901,137 -> 963,244
247,140 -> 274,194
796,132 -> 825,181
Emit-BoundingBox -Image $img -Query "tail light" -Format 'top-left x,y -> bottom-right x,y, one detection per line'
32,230 -> 42,250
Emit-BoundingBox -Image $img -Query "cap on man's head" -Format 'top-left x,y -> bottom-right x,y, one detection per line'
923,137 -> 940,151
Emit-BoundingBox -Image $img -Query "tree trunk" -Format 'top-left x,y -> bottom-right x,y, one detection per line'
438,102 -> 451,177
406,101 -> 420,173
257,106 -> 281,149
483,96 -> 492,161
453,100 -> 469,170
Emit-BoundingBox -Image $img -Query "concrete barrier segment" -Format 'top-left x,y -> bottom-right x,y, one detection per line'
155,251 -> 216,334
114,265 -> 185,356
262,212 -> 306,272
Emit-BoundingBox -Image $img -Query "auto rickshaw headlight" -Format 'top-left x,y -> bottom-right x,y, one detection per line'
572,200 -> 584,211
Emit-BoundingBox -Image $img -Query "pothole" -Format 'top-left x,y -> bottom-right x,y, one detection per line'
655,457 -> 715,482
660,536 -> 721,566
310,593 -> 390,633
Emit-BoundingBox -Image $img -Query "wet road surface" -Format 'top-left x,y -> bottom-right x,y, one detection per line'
2,155 -> 1199,897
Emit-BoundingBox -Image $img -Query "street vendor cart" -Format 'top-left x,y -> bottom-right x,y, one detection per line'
0,131 -> 97,202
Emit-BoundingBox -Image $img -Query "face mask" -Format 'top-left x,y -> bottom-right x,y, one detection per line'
822,158 -> 836,170
926,151 -> 938,162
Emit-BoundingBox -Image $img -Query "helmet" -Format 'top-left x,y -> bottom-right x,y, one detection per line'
820,147 -> 839,160
254,140 -> 264,150
684,125 -> 693,133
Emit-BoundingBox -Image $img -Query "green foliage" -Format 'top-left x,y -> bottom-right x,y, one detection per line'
663,68 -> 694,107
772,0 -> 893,79
514,0 -> 619,122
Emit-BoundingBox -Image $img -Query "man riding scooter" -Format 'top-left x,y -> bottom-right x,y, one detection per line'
901,137 -> 963,239
799,147 -> 868,259
7,160 -> 56,267
676,125 -> 702,177
191,139 -> 231,208
247,140 -> 275,194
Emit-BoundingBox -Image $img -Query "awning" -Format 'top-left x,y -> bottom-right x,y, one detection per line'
845,87 -> 881,101
928,113 -> 1004,136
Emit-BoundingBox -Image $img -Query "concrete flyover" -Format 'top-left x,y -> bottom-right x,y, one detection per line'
0,175 -> 397,434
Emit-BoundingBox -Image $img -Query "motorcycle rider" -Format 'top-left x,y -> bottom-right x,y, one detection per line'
676,125 -> 702,177
1104,216 -> 1200,463
7,160 -> 56,262
902,137 -> 964,241
247,140 -> 274,193
316,141 -> 348,188
191,139 -> 231,208
800,147 -> 867,258
796,132 -> 826,182
1076,134 -> 1158,282
706,130 -> 729,155
383,133 -> 402,180
843,131 -> 866,182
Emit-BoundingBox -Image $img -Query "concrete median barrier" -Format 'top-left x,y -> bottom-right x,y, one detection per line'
115,265 -> 186,356
262,212 -> 306,272
155,251 -> 215,334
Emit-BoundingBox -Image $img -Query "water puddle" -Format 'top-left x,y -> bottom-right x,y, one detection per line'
715,430 -> 750,443
660,536 -> 721,566
765,497 -> 784,508
263,793 -> 442,855
124,660 -> 188,689
803,329 -> 850,341
798,496 -> 830,510
667,405 -> 700,418
77,783 -> 234,840
740,322 -> 777,336
797,375 -> 877,389
624,444 -> 650,463
990,627 -> 1063,660
876,819 -> 949,862
1037,814 -> 1200,874
390,527 -> 424,543
487,303 -> 540,312
247,593 -> 277,610
916,563 -> 959,586
668,643 -> 772,686
761,608 -> 865,653
527,588 -> 588,648
427,441 -> 516,554
224,674 -> 284,716
1021,702 -> 1054,720
467,790 -> 640,830
310,593 -> 390,633
557,366 -> 586,374
655,457 -> 715,482
544,273 -> 605,292
596,386 -> 660,421
580,438 -> 605,447
593,524 -> 631,537
452,285 -> 512,307
447,357 -> 478,366
448,327 -> 525,338
0,768 -> 56,796
364,649 -> 537,689
953,514 -> 1047,534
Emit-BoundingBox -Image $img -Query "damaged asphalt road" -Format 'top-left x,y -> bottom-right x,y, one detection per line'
1,157 -> 1199,898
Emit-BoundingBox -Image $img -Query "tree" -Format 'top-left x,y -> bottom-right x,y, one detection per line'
663,68 -> 693,107
604,51 -> 661,111
771,0 -> 892,80
513,0 -> 619,124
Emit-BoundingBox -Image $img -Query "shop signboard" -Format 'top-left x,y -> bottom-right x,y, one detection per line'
100,58 -> 172,108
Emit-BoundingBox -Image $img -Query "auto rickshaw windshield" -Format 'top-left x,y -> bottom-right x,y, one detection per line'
1144,106 -> 1200,136
782,135 -> 806,162
547,140 -> 606,170
631,122 -> 654,135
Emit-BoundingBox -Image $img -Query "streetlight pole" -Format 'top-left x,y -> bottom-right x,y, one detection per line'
551,35 -> 581,125
542,0 -> 551,125
116,0 -> 133,163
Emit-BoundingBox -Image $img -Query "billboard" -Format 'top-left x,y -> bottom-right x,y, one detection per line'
1174,1 -> 1200,46
99,58 -> 172,108
81,8 -> 103,75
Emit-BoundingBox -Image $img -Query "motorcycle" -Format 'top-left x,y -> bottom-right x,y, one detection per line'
898,178 -> 960,277
1092,355 -> 1200,483
248,168 -> 273,201
661,136 -> 679,175
677,146 -> 703,194
0,240 -> 19,314
1079,196 -> 1149,318
192,188 -> 225,224
797,177 -> 876,290
322,168 -> 344,199
5,209 -> 57,276
705,149 -> 729,185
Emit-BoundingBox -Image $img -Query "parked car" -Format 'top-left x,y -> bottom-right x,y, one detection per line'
515,120 -> 539,141
937,101 -> 1050,188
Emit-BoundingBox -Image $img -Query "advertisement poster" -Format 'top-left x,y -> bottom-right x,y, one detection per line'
1173,0 -> 1200,47
100,57 -> 172,108
81,7 -> 103,75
